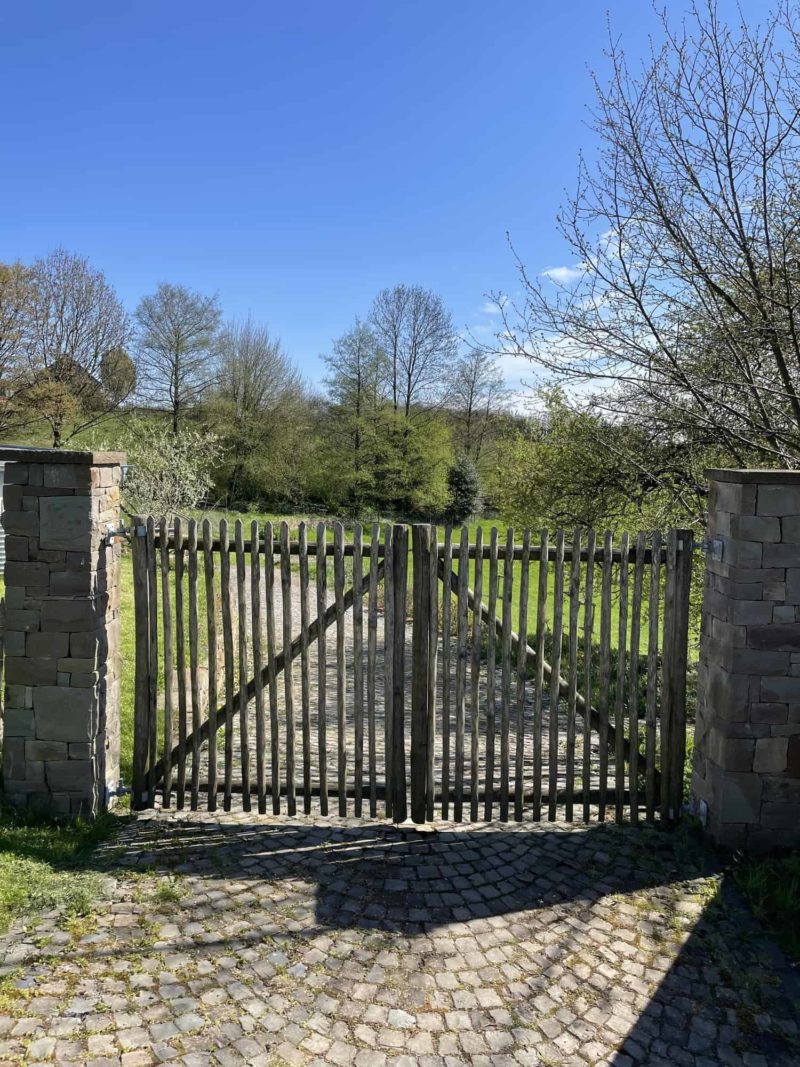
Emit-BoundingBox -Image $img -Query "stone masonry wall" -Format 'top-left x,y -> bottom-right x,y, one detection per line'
693,469 -> 800,852
1,448 -> 125,817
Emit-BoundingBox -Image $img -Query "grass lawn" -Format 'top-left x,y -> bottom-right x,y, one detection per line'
0,800 -> 122,934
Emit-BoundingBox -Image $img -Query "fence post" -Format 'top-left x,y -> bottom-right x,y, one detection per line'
391,524 -> 408,822
669,530 -> 694,818
660,528 -> 693,821
411,525 -> 431,823
132,516 -> 151,810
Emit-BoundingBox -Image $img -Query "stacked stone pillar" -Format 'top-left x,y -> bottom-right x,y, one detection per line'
1,448 -> 125,817
693,469 -> 800,851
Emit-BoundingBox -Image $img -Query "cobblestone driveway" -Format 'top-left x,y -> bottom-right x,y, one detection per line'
0,811 -> 798,1067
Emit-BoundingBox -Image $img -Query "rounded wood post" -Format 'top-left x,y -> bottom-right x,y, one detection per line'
391,524 -> 408,822
411,524 -> 431,823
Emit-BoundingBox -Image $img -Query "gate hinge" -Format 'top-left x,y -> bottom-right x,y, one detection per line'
105,522 -> 132,546
695,537 -> 723,560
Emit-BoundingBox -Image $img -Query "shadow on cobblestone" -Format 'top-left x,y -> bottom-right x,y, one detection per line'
1,813 -> 798,1066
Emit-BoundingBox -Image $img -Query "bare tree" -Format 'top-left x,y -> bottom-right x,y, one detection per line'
496,0 -> 800,492
217,317 -> 301,418
370,284 -> 457,417
452,347 -> 508,463
19,249 -> 132,447
135,282 -> 221,433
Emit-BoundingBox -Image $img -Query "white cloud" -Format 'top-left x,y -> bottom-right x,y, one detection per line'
541,264 -> 584,285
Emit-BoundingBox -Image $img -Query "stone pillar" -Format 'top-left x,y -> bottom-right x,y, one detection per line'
693,469 -> 800,852
1,448 -> 125,817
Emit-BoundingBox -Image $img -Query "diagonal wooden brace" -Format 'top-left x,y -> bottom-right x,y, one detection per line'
437,560 -> 659,791
151,562 -> 385,786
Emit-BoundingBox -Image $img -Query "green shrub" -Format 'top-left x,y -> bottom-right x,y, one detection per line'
445,455 -> 481,524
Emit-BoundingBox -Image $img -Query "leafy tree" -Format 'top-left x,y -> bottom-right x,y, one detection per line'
322,320 -> 389,509
135,282 -> 221,433
491,391 -> 706,531
494,1 -> 800,517
369,408 -> 452,518
209,318 -> 307,505
445,454 -> 481,524
19,249 -> 132,447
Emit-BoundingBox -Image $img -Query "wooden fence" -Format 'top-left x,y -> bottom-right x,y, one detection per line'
132,519 -> 693,824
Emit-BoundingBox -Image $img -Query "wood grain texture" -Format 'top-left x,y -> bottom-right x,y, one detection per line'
174,518 -> 188,810
188,519 -> 202,810
203,519 -> 218,811
383,524 -> 394,819
391,525 -> 408,822
159,518 -> 174,808
532,529 -> 548,821
146,518 -> 159,806
469,526 -> 484,821
367,523 -> 380,817
440,526 -> 453,819
233,521 -> 251,811
334,522 -> 346,816
280,520 -> 296,815
513,529 -> 530,822
299,522 -> 312,814
499,528 -> 514,822
217,520 -> 234,811
548,530 -> 565,821
645,530 -> 661,823
597,531 -> 613,822
352,524 -> 364,816
427,525 -> 438,822
131,518 -> 150,810
264,522 -> 281,813
454,526 -> 469,822
628,531 -> 646,825
614,532 -> 629,824
250,520 -> 266,814
582,529 -> 596,823
316,522 -> 328,815
484,527 -> 499,820
565,529 -> 581,822
411,524 -> 431,824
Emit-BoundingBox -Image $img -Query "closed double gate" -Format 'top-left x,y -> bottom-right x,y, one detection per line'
132,519 -> 692,824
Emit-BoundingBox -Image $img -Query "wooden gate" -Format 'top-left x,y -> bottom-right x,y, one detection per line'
132,519 -> 692,824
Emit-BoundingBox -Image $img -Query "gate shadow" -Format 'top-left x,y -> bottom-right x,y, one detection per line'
78,817 -> 800,1064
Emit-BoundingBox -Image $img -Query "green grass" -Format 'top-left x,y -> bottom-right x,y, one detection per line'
733,852 -> 800,963
0,800 -> 121,933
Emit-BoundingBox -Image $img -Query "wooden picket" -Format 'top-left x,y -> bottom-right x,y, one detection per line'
132,520 -> 693,826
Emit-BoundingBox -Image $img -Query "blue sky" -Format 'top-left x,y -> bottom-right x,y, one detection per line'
0,0 -> 774,397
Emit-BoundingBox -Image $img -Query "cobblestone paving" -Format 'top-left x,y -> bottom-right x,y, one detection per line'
0,811 -> 798,1066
